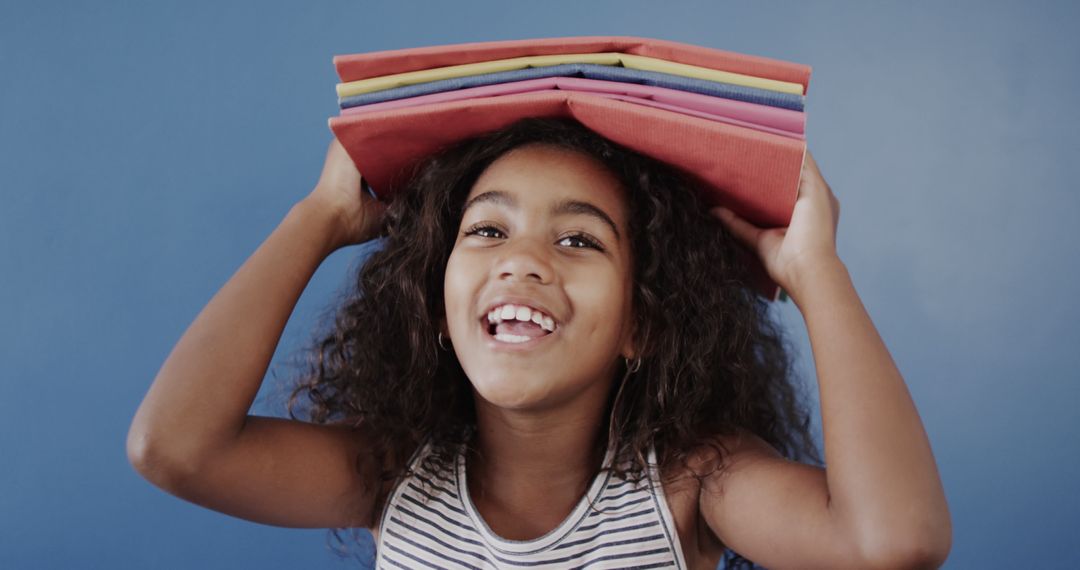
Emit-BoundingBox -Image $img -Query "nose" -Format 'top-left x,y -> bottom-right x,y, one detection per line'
493,235 -> 554,284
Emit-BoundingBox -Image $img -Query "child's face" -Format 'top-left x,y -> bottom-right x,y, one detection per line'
443,144 -> 636,412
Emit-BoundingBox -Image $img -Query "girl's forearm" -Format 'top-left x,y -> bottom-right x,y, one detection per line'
791,257 -> 951,564
127,197 -> 340,473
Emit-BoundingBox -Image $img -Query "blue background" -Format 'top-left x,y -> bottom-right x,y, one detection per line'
2,1 -> 1077,568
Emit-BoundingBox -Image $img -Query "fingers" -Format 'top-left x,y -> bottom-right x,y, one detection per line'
803,149 -> 821,177
710,207 -> 761,250
318,136 -> 363,191
799,150 -> 823,198
801,149 -> 836,200
800,149 -> 840,227
328,136 -> 351,162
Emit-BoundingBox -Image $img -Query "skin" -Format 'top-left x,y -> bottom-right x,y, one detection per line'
698,154 -> 952,568
128,137 -> 951,570
441,144 -> 638,540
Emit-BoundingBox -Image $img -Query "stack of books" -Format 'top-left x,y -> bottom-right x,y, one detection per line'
329,36 -> 810,301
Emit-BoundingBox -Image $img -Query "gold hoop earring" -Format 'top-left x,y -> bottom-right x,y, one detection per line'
438,332 -> 451,351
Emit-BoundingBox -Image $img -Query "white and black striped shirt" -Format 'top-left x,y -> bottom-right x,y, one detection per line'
374,440 -> 688,569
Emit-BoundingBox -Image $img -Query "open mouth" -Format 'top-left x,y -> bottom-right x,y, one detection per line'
486,304 -> 561,345
488,319 -> 557,343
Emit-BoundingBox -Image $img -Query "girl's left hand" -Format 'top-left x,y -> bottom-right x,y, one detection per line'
710,150 -> 841,297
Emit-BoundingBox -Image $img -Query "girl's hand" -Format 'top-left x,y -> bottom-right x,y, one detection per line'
710,150 -> 841,297
303,137 -> 388,250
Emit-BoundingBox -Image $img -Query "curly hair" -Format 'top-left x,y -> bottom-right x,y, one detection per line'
284,117 -> 820,564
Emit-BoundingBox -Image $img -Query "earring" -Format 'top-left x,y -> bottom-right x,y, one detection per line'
438,332 -> 450,351
624,356 -> 641,374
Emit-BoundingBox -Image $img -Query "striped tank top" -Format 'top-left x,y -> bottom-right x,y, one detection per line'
374,440 -> 689,569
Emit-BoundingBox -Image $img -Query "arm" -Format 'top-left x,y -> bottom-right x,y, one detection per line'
126,139 -> 388,528
704,152 -> 952,568
795,257 -> 951,564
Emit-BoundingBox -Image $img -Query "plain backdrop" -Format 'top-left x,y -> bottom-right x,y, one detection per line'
2,1 -> 1077,568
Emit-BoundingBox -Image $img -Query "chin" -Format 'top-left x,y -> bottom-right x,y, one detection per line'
466,370 -> 563,411
470,373 -> 548,410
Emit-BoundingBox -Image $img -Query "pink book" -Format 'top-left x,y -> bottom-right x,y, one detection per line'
330,90 -> 805,301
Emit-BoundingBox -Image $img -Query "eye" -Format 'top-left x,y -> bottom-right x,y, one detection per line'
460,222 -> 604,251
462,223 -> 506,239
558,232 -> 604,251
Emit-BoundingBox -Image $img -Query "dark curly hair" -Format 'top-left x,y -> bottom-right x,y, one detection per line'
283,117 -> 820,566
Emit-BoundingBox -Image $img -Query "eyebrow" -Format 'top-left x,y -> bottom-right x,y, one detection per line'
461,190 -> 622,242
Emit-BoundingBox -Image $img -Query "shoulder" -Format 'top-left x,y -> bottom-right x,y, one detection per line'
690,428 -> 804,521
689,430 -> 861,568
659,429 -> 782,490
665,430 -> 790,534
691,429 -> 784,478
655,430 -> 779,564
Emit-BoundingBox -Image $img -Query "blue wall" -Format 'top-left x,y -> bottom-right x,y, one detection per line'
2,1 -> 1076,567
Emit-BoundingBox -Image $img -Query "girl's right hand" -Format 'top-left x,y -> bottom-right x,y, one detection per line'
304,137 -> 388,250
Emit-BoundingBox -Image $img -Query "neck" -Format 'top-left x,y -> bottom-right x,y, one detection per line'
466,381 -> 616,509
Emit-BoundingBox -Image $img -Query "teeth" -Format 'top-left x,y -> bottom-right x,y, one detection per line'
494,333 -> 533,343
485,303 -> 557,333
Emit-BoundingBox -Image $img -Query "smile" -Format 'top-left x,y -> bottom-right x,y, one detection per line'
483,302 -> 561,347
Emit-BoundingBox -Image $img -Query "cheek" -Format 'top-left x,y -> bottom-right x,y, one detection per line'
566,269 -> 632,336
443,251 -> 478,328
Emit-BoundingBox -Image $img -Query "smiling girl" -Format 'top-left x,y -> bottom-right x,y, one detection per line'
128,117 -> 951,569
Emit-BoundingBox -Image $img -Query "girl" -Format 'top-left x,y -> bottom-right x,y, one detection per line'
128,117 -> 951,569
